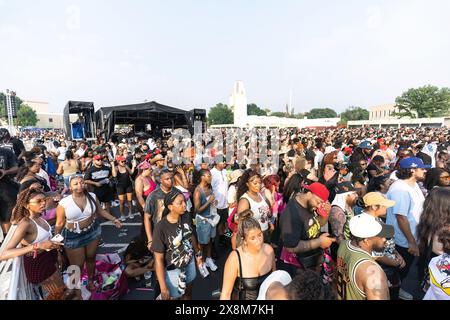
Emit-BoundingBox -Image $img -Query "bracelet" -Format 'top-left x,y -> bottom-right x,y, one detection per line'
147,240 -> 153,245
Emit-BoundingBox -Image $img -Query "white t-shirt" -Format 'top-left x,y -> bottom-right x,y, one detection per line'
314,150 -> 324,170
57,146 -> 67,161
227,184 -> 238,216
240,193 -> 270,231
211,167 -> 229,209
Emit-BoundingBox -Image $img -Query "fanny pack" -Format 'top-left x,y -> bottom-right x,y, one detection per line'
296,249 -> 324,269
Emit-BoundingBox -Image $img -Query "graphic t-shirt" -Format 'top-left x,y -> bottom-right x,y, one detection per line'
280,197 -> 322,260
151,213 -> 194,269
84,164 -> 111,185
424,253 -> 450,300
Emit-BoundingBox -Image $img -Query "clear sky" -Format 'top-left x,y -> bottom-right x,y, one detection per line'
1,0 -> 450,114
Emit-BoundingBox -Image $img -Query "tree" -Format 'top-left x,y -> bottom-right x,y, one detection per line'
339,106 -> 369,125
394,85 -> 450,118
16,104 -> 38,126
207,103 -> 234,125
305,108 -> 338,119
247,103 -> 267,116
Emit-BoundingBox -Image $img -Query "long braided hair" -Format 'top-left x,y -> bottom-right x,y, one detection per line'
10,186 -> 45,224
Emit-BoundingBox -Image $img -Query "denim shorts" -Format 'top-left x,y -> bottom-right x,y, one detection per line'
195,215 -> 216,245
165,258 -> 196,299
62,219 -> 102,249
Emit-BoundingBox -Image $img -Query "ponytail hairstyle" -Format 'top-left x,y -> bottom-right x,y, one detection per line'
195,169 -> 211,186
10,186 -> 45,223
236,209 -> 261,247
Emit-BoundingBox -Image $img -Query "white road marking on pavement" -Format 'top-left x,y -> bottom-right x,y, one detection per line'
100,222 -> 142,226
98,243 -> 129,248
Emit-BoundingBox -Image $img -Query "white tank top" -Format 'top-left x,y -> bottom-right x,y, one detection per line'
59,192 -> 97,223
30,218 -> 52,244
240,193 -> 271,231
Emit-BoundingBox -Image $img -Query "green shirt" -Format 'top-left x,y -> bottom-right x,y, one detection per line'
336,240 -> 381,300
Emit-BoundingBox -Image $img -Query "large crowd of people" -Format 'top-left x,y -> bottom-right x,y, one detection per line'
0,125 -> 449,300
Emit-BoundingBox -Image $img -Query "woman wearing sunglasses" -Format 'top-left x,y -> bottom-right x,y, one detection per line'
112,156 -> 136,220
0,186 -> 67,299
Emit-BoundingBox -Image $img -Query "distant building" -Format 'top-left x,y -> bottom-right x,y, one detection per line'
348,103 -> 449,128
216,81 -> 340,129
22,100 -> 75,129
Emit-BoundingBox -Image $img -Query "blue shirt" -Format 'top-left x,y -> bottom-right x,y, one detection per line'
386,180 -> 423,248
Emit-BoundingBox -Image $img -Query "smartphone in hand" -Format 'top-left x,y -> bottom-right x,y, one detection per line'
51,234 -> 64,243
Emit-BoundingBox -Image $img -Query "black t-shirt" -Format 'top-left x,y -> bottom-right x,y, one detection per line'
0,147 -> 18,181
0,147 -> 17,171
367,162 -> 381,180
84,164 -> 112,191
279,197 -> 321,257
151,213 -> 194,268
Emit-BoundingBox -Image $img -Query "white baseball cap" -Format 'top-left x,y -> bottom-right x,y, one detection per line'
349,213 -> 394,239
257,270 -> 292,300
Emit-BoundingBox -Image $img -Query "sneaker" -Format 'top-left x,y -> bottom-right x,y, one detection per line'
198,263 -> 210,278
119,215 -> 127,222
205,258 -> 218,272
132,200 -> 137,206
399,288 -> 413,300
127,213 -> 134,219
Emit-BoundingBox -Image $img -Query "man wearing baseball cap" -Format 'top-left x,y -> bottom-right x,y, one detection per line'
349,141 -> 372,169
385,157 -> 429,299
362,192 -> 407,300
84,153 -> 116,212
336,213 -> 393,300
279,182 -> 336,277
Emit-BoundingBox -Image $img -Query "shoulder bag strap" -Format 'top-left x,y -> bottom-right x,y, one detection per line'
235,250 -> 244,291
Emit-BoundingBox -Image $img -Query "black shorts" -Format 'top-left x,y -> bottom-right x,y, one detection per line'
94,185 -> 115,203
117,184 -> 133,196
217,208 -> 228,224
0,179 -> 19,223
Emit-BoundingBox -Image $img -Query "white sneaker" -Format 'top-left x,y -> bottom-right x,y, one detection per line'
132,200 -> 137,206
205,258 -> 218,272
399,288 -> 413,300
127,213 -> 134,219
119,215 -> 126,222
198,263 -> 209,278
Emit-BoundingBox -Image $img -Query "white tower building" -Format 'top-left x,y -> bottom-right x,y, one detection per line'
229,81 -> 247,127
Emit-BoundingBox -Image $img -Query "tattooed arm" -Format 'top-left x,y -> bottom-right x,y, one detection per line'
329,206 -> 346,244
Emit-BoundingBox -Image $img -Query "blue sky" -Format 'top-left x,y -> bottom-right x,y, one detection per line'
1,0 -> 450,114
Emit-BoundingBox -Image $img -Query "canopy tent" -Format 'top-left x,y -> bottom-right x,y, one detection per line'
95,101 -> 205,140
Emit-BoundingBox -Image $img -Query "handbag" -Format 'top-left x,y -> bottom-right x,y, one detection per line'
227,207 -> 238,233
81,253 -> 129,300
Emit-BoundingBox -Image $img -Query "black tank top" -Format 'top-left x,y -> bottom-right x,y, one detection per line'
116,168 -> 131,187
232,250 -> 271,300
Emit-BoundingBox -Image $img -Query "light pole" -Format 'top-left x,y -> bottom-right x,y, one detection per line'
5,89 -> 17,137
